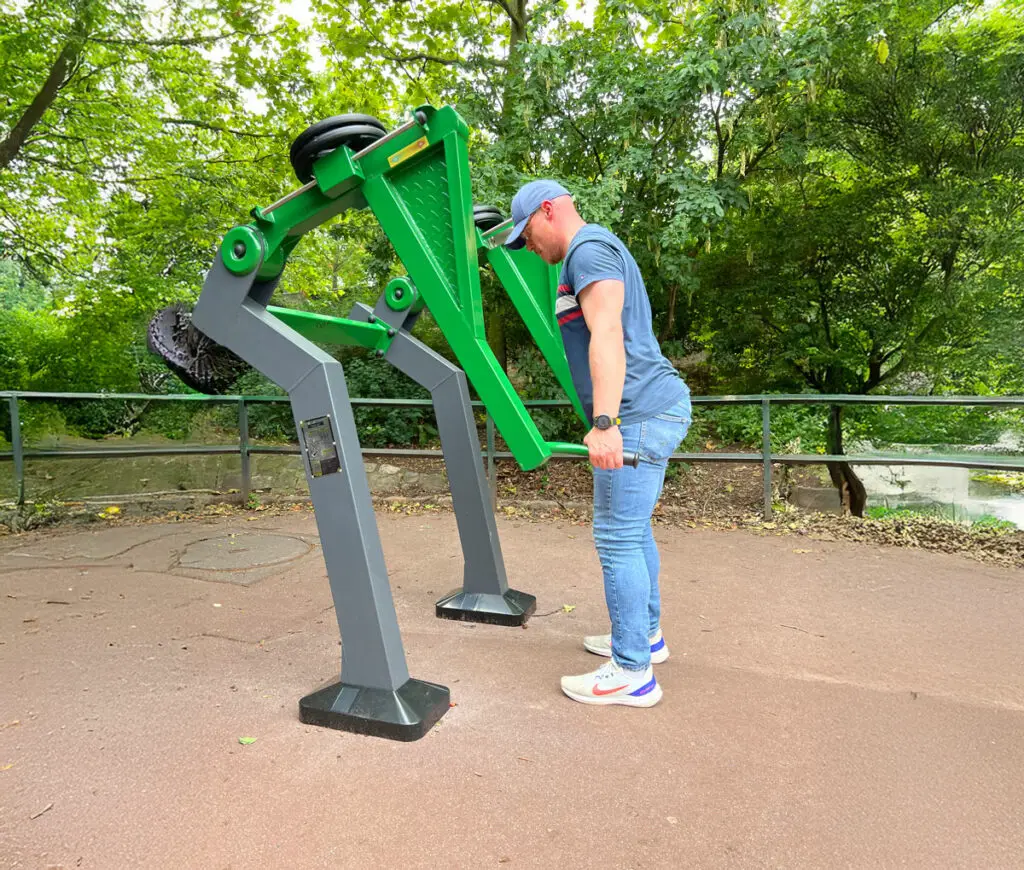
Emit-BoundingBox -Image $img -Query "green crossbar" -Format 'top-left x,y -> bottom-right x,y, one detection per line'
267,306 -> 392,353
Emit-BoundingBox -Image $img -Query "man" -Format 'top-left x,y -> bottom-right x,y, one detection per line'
504,180 -> 691,708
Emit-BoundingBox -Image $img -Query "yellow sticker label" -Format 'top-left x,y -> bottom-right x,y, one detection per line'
387,136 -> 429,167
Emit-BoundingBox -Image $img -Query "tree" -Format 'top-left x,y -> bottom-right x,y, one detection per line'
0,0 -> 348,393
700,0 -> 1024,513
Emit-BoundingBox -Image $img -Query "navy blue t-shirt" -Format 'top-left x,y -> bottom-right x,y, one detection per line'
557,225 -> 688,425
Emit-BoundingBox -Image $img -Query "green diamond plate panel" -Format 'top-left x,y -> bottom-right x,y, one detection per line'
392,158 -> 457,299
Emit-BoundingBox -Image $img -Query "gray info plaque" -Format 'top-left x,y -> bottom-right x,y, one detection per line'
300,415 -> 341,478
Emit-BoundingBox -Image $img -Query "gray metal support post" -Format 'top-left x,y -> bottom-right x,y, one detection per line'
762,398 -> 772,521
351,302 -> 535,625
9,395 -> 24,506
191,254 -> 448,740
238,398 -> 251,506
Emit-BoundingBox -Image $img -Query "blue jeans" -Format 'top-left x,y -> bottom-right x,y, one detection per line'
592,395 -> 691,671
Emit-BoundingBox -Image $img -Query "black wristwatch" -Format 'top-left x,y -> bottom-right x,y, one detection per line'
593,414 -> 621,430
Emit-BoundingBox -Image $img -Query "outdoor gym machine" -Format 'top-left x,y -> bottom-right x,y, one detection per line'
149,104 -> 636,741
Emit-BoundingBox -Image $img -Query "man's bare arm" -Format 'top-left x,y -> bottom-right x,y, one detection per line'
578,278 -> 626,420
578,279 -> 626,469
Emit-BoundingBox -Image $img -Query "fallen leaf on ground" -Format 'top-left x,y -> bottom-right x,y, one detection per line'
238,737 -> 257,745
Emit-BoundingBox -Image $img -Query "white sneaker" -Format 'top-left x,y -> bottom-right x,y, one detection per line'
560,660 -> 662,707
583,627 -> 670,664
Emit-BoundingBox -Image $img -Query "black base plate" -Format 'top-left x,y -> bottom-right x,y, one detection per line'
435,588 -> 537,626
299,677 -> 450,741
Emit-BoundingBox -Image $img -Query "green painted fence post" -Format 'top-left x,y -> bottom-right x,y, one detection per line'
239,398 -> 251,506
486,412 -> 496,511
9,395 -> 24,506
762,398 -> 772,521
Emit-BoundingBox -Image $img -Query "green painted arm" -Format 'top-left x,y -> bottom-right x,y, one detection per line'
481,231 -> 589,428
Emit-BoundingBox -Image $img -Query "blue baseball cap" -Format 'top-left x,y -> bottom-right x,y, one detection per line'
504,179 -> 572,250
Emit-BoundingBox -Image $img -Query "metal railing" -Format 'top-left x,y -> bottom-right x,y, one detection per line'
2,391 -> 1024,519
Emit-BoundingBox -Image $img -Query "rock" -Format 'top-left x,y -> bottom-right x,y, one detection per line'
417,473 -> 448,493
788,485 -> 842,514
367,470 -> 402,494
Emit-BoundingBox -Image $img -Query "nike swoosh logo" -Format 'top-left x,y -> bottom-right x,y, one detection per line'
593,684 -> 629,696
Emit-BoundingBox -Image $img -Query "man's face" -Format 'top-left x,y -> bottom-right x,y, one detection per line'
522,202 -> 559,264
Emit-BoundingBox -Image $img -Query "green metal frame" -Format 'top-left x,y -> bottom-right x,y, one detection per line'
219,103 -> 553,470
478,222 -> 589,428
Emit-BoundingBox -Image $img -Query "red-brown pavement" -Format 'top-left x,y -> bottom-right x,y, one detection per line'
1,511 -> 1023,869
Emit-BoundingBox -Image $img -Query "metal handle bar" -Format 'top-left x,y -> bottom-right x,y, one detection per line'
547,441 -> 641,468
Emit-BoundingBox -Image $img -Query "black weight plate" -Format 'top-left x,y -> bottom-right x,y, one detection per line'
147,305 -> 249,395
291,125 -> 386,182
472,204 -> 506,231
289,113 -> 386,166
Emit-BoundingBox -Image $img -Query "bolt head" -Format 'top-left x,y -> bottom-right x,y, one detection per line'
233,242 -> 246,258
393,288 -> 404,299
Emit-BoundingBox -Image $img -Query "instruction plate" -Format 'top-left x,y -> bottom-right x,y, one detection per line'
300,415 -> 341,478
388,136 -> 428,167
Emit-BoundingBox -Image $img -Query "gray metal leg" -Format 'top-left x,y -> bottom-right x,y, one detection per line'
192,261 -> 448,740
351,303 -> 535,625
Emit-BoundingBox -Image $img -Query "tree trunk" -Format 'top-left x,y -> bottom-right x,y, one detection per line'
0,11 -> 90,171
497,0 -> 529,134
658,283 -> 678,343
483,0 -> 526,374
825,404 -> 867,517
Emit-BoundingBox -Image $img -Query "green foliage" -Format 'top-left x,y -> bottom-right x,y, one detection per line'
701,0 -> 1024,400
693,403 -> 828,451
135,402 -> 197,442
341,355 -> 438,448
59,399 -> 137,439
664,461 -> 686,483
1,0 -> 1021,467
0,261 -> 48,311
865,505 -> 1017,531
509,346 -> 584,442
844,404 -> 1008,447
864,505 -> 941,520
17,401 -> 66,444
971,514 -> 1017,532
971,471 -> 1024,494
